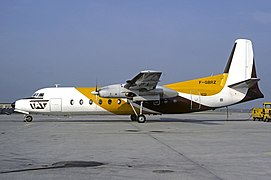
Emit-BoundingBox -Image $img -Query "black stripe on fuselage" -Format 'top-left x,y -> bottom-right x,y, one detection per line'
138,96 -> 211,114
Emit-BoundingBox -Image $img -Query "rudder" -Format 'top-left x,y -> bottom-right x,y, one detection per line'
224,39 -> 264,101
224,39 -> 254,86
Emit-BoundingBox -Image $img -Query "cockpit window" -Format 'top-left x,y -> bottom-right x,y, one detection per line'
32,93 -> 38,97
31,93 -> 44,98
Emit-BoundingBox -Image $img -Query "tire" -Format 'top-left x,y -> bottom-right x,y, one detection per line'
25,115 -> 33,122
137,115 -> 146,123
130,114 -> 137,121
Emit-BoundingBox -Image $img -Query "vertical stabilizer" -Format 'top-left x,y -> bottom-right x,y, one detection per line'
224,39 -> 264,101
224,39 -> 254,86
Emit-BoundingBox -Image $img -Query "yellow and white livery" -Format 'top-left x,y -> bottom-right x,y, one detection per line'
13,39 -> 264,123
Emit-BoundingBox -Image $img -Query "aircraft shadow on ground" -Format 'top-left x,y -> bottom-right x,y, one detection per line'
4,117 -> 250,125
157,118 -> 249,125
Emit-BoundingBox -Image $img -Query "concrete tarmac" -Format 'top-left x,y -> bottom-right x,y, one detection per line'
0,112 -> 271,180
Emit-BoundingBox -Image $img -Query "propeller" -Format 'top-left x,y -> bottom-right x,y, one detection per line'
91,78 -> 100,103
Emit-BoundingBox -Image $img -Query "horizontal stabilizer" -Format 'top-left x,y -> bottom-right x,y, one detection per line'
228,78 -> 260,89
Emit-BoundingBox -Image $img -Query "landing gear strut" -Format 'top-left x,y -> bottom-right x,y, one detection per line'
129,100 -> 147,123
24,115 -> 33,122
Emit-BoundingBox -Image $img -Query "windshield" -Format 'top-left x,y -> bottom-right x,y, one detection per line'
31,93 -> 44,98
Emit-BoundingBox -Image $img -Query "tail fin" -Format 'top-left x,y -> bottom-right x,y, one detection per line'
225,39 -> 264,100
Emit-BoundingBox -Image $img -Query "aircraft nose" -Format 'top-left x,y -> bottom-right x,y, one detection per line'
11,102 -> 15,109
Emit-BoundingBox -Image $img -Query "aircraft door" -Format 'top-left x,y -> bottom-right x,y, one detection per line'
50,98 -> 62,112
190,90 -> 201,110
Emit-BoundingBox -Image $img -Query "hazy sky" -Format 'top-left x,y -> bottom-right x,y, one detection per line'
1,0 -> 271,109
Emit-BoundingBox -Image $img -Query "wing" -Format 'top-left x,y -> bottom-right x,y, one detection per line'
124,70 -> 162,91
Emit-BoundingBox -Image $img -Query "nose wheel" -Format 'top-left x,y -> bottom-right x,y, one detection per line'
24,115 -> 33,122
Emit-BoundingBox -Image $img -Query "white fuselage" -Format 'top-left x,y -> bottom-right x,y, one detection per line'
15,87 -> 112,116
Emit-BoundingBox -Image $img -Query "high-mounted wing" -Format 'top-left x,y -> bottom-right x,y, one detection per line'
124,70 -> 162,91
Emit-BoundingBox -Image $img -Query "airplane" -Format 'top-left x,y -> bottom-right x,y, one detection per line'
12,39 -> 264,123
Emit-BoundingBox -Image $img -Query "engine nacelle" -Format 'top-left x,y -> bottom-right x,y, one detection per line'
97,84 -> 178,100
98,84 -> 126,98
158,86 -> 178,98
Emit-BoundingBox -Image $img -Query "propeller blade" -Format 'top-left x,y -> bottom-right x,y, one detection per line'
91,78 -> 100,96
95,78 -> 98,92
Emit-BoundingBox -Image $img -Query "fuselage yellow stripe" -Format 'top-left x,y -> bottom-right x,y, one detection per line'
165,73 -> 228,96
75,87 -> 135,115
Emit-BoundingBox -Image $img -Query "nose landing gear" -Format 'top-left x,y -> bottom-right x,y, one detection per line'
24,115 -> 33,122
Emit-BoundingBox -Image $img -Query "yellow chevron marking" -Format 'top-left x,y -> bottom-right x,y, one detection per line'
75,73 -> 227,115
165,73 -> 228,96
75,87 -> 135,115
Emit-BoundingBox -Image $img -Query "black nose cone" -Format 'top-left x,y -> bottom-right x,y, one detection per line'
11,102 -> 15,109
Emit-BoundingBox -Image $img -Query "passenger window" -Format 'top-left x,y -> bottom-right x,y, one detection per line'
108,99 -> 112,105
117,99 -> 121,105
70,99 -> 74,105
89,99 -> 93,105
99,99 -> 102,105
79,99 -> 83,105
153,101 -> 160,106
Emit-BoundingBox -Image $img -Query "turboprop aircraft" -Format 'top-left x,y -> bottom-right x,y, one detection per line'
12,39 -> 264,123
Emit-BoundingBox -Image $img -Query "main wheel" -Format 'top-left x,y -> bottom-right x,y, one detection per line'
24,115 -> 33,122
137,115 -> 146,123
130,114 -> 137,121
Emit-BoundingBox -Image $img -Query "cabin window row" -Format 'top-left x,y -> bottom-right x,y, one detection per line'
70,99 -> 122,105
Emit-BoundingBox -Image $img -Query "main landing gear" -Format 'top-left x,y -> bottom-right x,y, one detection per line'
129,101 -> 147,123
24,115 -> 33,122
137,114 -> 146,123
130,114 -> 146,123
